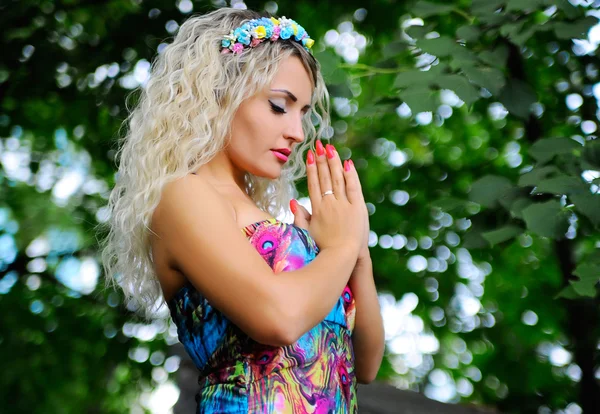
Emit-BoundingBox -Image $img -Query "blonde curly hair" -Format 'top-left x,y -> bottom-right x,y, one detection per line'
97,7 -> 331,320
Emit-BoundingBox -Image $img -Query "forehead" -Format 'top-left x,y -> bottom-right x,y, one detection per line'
269,56 -> 313,103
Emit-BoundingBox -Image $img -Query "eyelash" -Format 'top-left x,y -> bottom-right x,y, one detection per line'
269,101 -> 286,114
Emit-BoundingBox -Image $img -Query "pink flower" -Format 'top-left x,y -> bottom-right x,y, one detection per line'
250,38 -> 262,47
232,43 -> 244,54
270,26 -> 280,41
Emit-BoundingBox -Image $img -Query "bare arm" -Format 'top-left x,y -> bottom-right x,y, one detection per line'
348,256 -> 385,383
155,176 -> 359,347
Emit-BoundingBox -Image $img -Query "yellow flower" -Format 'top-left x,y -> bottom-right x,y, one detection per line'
255,26 -> 266,38
305,38 -> 315,49
292,23 -> 298,35
270,17 -> 280,26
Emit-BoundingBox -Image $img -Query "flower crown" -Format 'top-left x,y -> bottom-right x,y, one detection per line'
221,16 -> 314,54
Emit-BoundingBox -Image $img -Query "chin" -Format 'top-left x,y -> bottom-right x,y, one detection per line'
247,166 -> 281,180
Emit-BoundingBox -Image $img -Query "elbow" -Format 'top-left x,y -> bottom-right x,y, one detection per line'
250,304 -> 302,347
356,371 -> 378,384
269,311 -> 303,347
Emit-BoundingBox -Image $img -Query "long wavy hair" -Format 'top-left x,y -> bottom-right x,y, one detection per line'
97,7 -> 331,320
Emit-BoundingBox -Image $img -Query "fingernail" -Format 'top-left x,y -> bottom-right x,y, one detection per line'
326,144 -> 335,159
307,150 -> 315,165
290,199 -> 297,214
316,140 -> 325,156
349,159 -> 354,169
344,160 -> 350,172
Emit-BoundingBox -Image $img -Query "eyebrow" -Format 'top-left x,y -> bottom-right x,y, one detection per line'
270,88 -> 312,111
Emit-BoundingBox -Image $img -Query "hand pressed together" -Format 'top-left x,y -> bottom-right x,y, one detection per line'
290,139 -> 370,261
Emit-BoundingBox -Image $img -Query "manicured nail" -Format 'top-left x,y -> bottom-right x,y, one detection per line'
349,159 -> 354,169
307,149 -> 315,165
344,160 -> 350,172
316,140 -> 325,156
326,144 -> 335,159
290,199 -> 298,214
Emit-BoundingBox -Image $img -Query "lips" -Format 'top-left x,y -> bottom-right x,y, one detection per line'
271,150 -> 289,162
272,148 -> 291,156
271,148 -> 291,163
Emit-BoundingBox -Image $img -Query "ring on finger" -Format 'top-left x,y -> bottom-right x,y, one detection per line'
322,190 -> 334,197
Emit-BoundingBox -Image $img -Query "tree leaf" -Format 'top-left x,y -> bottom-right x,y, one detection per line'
413,1 -> 455,17
471,0 -> 505,16
461,65 -> 506,95
521,200 -> 570,239
482,225 -> 524,246
500,21 -> 526,38
555,0 -> 581,19
354,102 -> 398,118
498,186 -> 532,211
555,284 -> 581,300
435,74 -> 481,105
511,25 -> 541,47
382,40 -> 409,58
394,70 -> 435,89
498,78 -> 537,119
327,83 -> 353,99
430,197 -> 464,211
406,24 -> 436,39
509,198 -> 534,219
553,16 -> 600,40
456,26 -> 481,43
468,175 -> 513,208
570,192 -> 600,228
416,36 -> 461,57
570,263 -> 600,297
582,139 -> 600,169
528,137 -> 581,164
478,45 -> 509,68
506,0 -> 548,12
535,175 -> 588,195
313,50 -> 347,84
518,166 -> 561,186
398,86 -> 438,113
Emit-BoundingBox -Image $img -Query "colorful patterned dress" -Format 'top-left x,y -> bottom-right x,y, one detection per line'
167,217 -> 358,413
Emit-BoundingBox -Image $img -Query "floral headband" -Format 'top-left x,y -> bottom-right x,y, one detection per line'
221,16 -> 314,54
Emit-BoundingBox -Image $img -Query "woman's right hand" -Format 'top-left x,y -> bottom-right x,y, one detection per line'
301,139 -> 365,256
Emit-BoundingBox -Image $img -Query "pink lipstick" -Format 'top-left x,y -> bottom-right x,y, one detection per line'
271,150 -> 289,162
271,148 -> 291,162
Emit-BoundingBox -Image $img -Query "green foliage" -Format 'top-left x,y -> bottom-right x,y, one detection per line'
1,0 -> 599,412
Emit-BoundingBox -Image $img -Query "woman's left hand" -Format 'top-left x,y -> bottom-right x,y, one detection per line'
290,151 -> 370,263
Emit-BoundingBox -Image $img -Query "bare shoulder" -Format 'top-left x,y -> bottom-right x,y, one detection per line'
150,174 -> 284,345
151,175 -> 236,299
154,175 -> 236,229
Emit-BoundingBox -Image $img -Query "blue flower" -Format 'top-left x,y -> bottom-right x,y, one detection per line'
221,39 -> 231,48
280,26 -> 294,40
295,26 -> 306,41
234,28 -> 251,45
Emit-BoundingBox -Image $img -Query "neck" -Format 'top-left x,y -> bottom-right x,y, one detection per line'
194,149 -> 247,194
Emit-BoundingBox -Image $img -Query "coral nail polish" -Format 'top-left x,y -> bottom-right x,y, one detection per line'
344,160 -> 350,171
307,150 -> 315,165
316,140 -> 325,156
290,199 -> 297,214
326,144 -> 335,159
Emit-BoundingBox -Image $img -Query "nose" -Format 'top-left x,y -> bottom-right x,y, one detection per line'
284,113 -> 305,144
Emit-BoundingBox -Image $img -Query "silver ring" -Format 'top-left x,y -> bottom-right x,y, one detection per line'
322,190 -> 334,197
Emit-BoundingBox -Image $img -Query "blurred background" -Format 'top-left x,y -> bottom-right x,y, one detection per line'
1,0 -> 600,413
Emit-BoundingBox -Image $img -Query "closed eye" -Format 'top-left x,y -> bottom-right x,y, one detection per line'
269,101 -> 286,114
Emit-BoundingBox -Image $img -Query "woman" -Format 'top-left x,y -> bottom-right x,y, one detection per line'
100,7 -> 384,413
